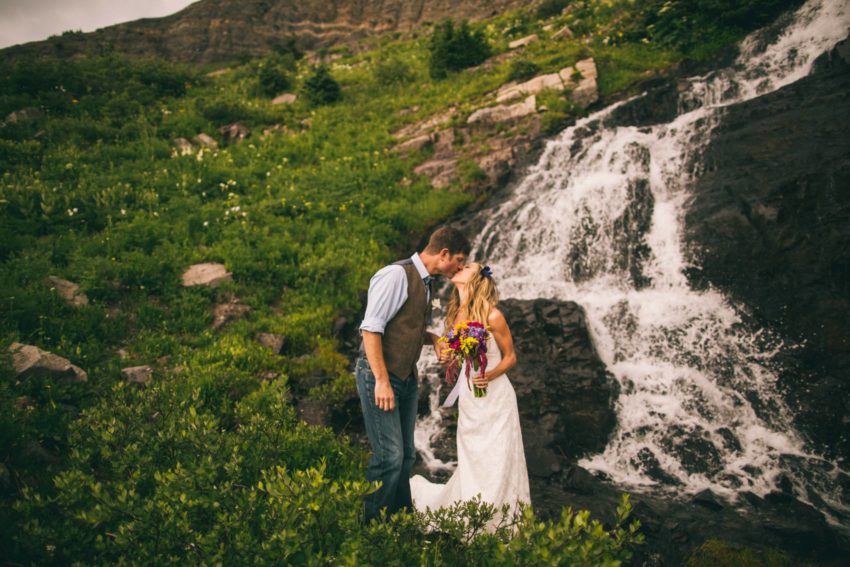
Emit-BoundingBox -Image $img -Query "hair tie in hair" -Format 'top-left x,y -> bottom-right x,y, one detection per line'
480,265 -> 493,279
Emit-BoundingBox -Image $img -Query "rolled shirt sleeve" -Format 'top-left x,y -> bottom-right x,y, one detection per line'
359,265 -> 408,334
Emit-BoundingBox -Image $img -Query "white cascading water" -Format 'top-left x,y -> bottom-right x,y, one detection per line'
415,0 -> 850,524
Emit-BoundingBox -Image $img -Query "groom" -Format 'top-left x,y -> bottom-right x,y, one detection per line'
356,226 -> 470,522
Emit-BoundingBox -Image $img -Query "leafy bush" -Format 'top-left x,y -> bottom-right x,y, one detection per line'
536,0 -> 572,20
428,19 -> 492,79
639,0 -> 804,55
256,57 -> 293,97
303,66 -> 342,106
373,56 -> 416,86
507,59 -> 541,82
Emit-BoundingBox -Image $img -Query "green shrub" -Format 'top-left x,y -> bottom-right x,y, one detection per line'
536,0 -> 572,20
373,56 -> 416,86
507,59 -> 541,82
428,19 -> 492,79
303,66 -> 342,106
640,0 -> 804,55
196,98 -> 251,125
457,158 -> 488,185
257,58 -> 292,97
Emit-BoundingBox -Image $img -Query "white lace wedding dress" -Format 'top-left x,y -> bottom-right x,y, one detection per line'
410,335 -> 531,531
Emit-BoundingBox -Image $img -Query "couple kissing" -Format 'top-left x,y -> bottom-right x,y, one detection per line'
355,226 -> 530,529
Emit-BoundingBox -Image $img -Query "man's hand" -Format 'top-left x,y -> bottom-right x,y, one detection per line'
375,379 -> 395,412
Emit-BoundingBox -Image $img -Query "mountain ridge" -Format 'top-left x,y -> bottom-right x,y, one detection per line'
1,0 -> 531,63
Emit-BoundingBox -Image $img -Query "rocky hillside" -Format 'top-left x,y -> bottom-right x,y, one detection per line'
1,0 -> 529,63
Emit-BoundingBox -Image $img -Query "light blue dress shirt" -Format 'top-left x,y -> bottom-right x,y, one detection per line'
359,253 -> 431,334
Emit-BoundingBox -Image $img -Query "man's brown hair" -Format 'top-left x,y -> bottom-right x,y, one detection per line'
423,226 -> 471,256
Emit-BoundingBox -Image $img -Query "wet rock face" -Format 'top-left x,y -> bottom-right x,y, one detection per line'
498,298 -> 619,476
684,38 -> 850,460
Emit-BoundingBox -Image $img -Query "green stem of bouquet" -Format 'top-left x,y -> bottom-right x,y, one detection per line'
471,358 -> 487,398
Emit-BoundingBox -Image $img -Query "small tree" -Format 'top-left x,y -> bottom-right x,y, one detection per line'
302,65 -> 341,106
536,0 -> 571,20
428,19 -> 492,79
258,63 -> 291,97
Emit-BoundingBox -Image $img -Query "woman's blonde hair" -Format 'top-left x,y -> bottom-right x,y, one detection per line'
445,263 -> 499,330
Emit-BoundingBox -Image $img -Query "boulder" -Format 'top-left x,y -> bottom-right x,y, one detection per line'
569,58 -> 599,109
192,133 -> 218,149
497,74 -> 563,103
392,108 -> 457,140
4,107 -> 42,124
8,342 -> 88,383
394,133 -> 433,156
172,137 -> 194,156
552,26 -> 574,40
509,34 -> 538,49
211,296 -> 251,330
122,365 -> 153,384
498,299 -> 619,470
257,333 -> 286,354
272,93 -> 297,105
467,95 -> 537,125
413,158 -> 458,189
218,122 -> 250,144
475,147 -> 514,186
47,276 -> 89,307
181,262 -> 232,287
496,58 -> 598,108
296,398 -> 330,426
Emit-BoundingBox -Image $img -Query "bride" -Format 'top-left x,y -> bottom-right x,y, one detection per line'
410,263 -> 531,530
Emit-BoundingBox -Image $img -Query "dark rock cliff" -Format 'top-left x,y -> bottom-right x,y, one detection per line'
685,38 -> 850,461
1,0 -> 527,63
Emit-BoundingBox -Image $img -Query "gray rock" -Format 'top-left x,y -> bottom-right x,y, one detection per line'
394,133 -> 433,156
181,262 -> 232,287
570,58 -> 599,109
218,122 -> 250,144
172,137 -> 194,155
122,365 -> 153,384
47,276 -> 89,307
211,297 -> 251,330
509,34 -> 538,49
8,342 -> 87,383
496,58 -> 598,109
4,107 -> 42,124
552,26 -> 574,40
192,133 -> 218,149
413,158 -> 458,189
498,298 -> 620,466
467,95 -> 537,125
257,333 -> 286,354
272,93 -> 297,105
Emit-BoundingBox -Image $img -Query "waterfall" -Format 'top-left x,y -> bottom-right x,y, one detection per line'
415,0 -> 850,524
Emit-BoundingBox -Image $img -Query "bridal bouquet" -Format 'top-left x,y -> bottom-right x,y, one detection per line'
440,320 -> 490,398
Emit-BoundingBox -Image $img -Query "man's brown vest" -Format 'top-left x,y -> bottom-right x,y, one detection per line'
381,259 -> 433,379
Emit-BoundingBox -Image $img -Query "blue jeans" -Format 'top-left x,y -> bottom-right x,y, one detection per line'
355,356 -> 418,522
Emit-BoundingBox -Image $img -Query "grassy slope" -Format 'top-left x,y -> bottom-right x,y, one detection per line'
0,0 -> 802,562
